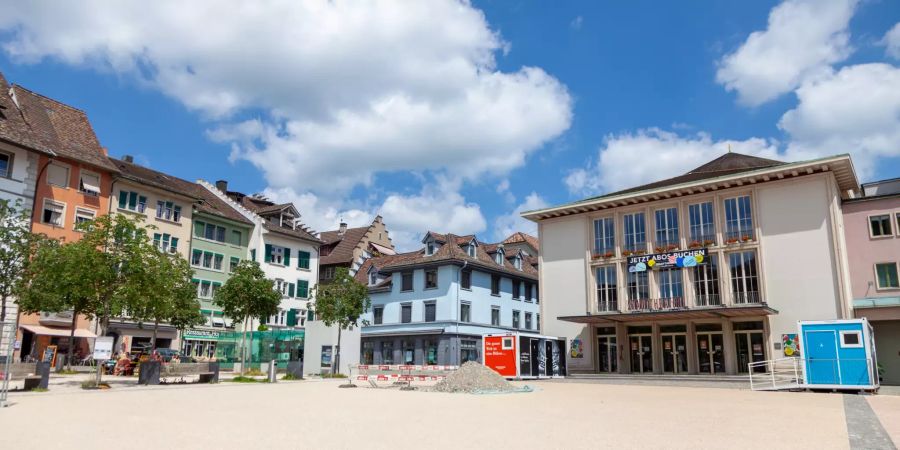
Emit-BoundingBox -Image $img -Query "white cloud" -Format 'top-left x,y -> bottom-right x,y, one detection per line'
780,63 -> 900,179
493,192 -> 547,241
716,0 -> 857,106
882,22 -> 900,60
0,0 -> 572,195
565,128 -> 780,195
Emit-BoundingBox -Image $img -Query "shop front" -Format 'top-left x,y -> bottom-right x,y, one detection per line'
107,321 -> 178,353
18,324 -> 96,365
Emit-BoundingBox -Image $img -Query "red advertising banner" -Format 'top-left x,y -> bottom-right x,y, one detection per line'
484,336 -> 518,378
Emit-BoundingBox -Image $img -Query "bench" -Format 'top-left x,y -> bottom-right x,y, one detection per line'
2,362 -> 50,390
157,362 -> 219,384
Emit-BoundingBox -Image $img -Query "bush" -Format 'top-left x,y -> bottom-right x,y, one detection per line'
56,369 -> 79,375
321,373 -> 347,379
244,368 -> 265,376
281,373 -> 301,381
228,376 -> 259,383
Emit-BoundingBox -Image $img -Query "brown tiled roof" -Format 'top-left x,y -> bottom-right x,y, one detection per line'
585,153 -> 785,201
0,73 -> 54,157
126,172 -> 253,226
110,157 -> 200,200
227,191 -> 321,243
320,226 -> 370,265
502,232 -> 539,250
3,80 -> 116,172
356,233 -> 538,287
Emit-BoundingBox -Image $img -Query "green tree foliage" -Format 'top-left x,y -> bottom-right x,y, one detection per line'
0,199 -> 43,323
313,267 -> 370,375
214,260 -> 280,375
131,249 -> 204,349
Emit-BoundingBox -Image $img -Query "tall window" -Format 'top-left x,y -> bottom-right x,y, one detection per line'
623,212 -> 646,253
41,200 -> 64,227
693,255 -> 720,306
460,302 -> 471,323
368,268 -> 378,285
654,207 -> 679,250
461,270 -> 472,290
460,339 -> 477,363
875,263 -> 899,289
491,307 -> 500,326
467,244 -> 476,257
525,313 -> 533,330
869,215 -> 893,237
382,342 -> 394,365
688,202 -> 716,245
595,266 -> 617,312
362,342 -> 374,365
626,270 -> 649,308
657,268 -> 683,304
512,310 -> 520,329
425,302 -> 436,322
297,251 -> 311,270
729,251 -> 760,304
47,163 -> 69,187
724,196 -> 754,242
0,152 -> 11,178
593,217 -> 615,255
491,275 -> 501,296
373,306 -> 384,325
401,272 -> 413,292
512,281 -> 521,300
424,269 -> 438,289
401,303 -> 412,323
524,282 -> 533,302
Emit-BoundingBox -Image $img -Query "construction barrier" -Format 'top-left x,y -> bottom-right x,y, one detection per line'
353,364 -> 458,385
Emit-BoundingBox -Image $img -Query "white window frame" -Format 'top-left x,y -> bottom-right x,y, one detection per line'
41,199 -> 66,227
622,212 -> 646,252
467,243 -> 476,257
46,162 -> 70,188
653,206 -> 680,249
78,169 -> 101,196
426,241 -> 435,256
73,207 -> 96,229
502,337 -> 514,350
687,200 -> 716,245
0,150 -> 13,178
839,330 -> 863,348
874,262 -> 900,290
868,214 -> 894,239
593,216 -> 615,255
723,195 -> 754,242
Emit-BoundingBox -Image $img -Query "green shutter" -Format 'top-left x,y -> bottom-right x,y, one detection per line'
250,249 -> 256,261
286,309 -> 297,327
170,237 -> 179,251
194,221 -> 204,237
192,249 -> 202,263
298,251 -> 310,269
284,248 -> 291,266
128,191 -> 137,209
297,280 -> 309,298
118,191 -> 128,209
307,309 -> 315,321
288,283 -> 295,298
264,244 -> 272,263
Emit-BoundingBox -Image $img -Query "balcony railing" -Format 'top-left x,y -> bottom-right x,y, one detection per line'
733,291 -> 762,305
597,300 -> 618,312
724,229 -> 755,244
627,297 -> 685,312
695,294 -> 722,307
688,233 -> 717,248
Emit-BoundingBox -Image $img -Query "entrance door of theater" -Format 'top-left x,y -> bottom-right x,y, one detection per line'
661,334 -> 687,374
597,335 -> 617,373
629,335 -> 653,373
696,333 -> 725,374
735,331 -> 766,373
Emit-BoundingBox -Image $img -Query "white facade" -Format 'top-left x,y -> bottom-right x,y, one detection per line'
0,140 -> 40,208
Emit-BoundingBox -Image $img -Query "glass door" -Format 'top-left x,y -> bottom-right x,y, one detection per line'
696,333 -> 725,374
735,332 -> 766,373
598,336 -> 617,373
661,334 -> 687,373
629,335 -> 653,373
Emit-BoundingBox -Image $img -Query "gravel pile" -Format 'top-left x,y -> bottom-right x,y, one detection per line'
431,361 -> 516,394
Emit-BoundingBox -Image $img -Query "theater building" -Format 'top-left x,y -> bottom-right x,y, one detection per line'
524,153 -> 859,375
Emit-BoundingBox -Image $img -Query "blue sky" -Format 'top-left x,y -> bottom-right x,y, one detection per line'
1,1 -> 898,250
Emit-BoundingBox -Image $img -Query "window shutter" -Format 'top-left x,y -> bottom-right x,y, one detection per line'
128,192 -> 138,209
250,249 -> 256,261
297,280 -> 309,298
288,283 -> 295,298
194,221 -> 204,237
298,251 -> 310,269
170,237 -> 179,251
286,309 -> 297,327
118,192 -> 128,209
264,244 -> 272,263
284,248 -> 291,266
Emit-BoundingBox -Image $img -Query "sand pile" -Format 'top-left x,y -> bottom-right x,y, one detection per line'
431,361 -> 516,394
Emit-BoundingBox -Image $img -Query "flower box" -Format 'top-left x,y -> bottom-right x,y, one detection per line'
703,239 -> 715,247
688,241 -> 702,249
725,238 -> 739,245
741,235 -> 753,242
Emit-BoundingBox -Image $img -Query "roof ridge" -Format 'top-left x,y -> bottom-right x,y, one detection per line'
12,84 -> 87,114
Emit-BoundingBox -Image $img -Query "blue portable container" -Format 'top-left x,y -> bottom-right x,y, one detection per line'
797,319 -> 879,390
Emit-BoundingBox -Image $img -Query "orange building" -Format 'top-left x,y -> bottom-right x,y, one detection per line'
4,81 -> 118,364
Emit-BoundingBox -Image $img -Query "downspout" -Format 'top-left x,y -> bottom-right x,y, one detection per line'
456,260 -> 467,365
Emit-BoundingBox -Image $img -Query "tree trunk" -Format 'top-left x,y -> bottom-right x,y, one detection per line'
66,309 -> 78,371
151,318 -> 159,350
1,293 -> 7,323
334,326 -> 342,375
239,316 -> 248,377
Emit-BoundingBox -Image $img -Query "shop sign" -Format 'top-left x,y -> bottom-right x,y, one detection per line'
627,248 -> 708,272
183,329 -> 221,340
93,336 -> 114,361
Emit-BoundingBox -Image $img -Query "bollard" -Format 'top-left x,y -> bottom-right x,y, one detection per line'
267,360 -> 277,383
138,361 -> 161,385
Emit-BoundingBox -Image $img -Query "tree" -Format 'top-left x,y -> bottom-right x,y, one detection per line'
132,250 -> 204,349
0,199 -> 42,323
313,267 -> 370,376
214,260 -> 280,375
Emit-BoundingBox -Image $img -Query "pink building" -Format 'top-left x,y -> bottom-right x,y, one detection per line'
843,177 -> 900,385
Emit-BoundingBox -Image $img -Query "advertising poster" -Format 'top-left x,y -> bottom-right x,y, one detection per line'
569,337 -> 584,358
782,334 -> 801,357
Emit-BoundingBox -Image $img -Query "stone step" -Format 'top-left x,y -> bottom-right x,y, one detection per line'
567,372 -> 750,383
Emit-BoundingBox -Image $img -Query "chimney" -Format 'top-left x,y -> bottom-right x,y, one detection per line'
215,180 -> 228,193
123,155 -> 134,163
338,221 -> 347,235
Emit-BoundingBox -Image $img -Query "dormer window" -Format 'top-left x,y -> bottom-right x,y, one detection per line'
368,267 -> 378,286
426,241 -> 436,256
495,250 -> 504,265
467,244 -> 476,257
513,256 -> 522,270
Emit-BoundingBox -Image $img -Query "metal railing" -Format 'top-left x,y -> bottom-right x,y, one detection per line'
627,297 -> 685,312
749,357 -> 877,391
597,300 -> 618,312
733,291 -> 762,305
748,357 -> 801,391
724,229 -> 755,243
688,233 -> 716,248
694,294 -> 722,307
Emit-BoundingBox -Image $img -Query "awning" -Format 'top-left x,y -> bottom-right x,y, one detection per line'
20,324 -> 98,338
80,173 -> 101,194
558,305 -> 778,324
371,242 -> 396,255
